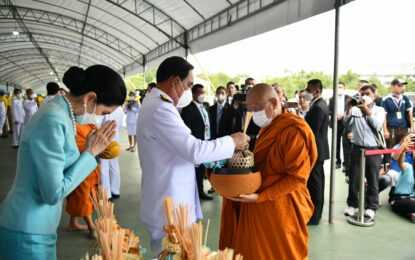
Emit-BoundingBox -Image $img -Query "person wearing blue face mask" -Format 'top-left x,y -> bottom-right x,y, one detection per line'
0,65 -> 127,259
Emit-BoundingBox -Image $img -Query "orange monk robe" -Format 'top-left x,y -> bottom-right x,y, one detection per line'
219,112 -> 317,260
66,124 -> 100,217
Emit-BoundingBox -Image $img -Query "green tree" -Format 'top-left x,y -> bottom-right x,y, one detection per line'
339,70 -> 360,89
367,75 -> 388,96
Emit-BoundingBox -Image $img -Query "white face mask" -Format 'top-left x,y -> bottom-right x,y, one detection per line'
338,89 -> 345,96
197,94 -> 205,103
304,91 -> 314,102
253,104 -> 273,128
361,95 -> 373,105
129,96 -> 135,101
75,103 -> 102,126
176,81 -> 193,108
217,94 -> 226,102
16,93 -> 22,98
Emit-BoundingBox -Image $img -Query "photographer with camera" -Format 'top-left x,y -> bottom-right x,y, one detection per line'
124,91 -> 140,152
233,78 -> 260,151
344,85 -> 386,221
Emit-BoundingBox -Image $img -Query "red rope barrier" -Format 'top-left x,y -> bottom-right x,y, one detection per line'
364,148 -> 414,156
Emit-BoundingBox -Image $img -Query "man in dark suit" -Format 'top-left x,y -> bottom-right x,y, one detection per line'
181,84 -> 213,200
305,79 -> 330,225
210,86 -> 239,139
328,82 -> 349,169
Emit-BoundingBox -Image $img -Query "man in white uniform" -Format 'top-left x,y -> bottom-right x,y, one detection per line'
137,56 -> 248,257
22,89 -> 38,125
0,90 -> 6,136
11,89 -> 25,148
100,106 -> 124,199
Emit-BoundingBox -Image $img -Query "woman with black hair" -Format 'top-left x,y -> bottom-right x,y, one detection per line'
0,65 -> 127,259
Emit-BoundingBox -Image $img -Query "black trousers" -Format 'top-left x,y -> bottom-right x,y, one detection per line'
347,145 -> 382,210
195,165 -> 205,195
307,161 -> 325,224
342,132 -> 352,176
335,120 -> 344,165
391,198 -> 415,219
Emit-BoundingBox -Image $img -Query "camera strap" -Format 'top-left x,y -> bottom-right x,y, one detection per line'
364,115 -> 386,149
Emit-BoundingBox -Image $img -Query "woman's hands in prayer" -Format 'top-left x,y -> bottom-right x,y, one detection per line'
86,121 -> 116,157
227,193 -> 258,203
231,133 -> 250,150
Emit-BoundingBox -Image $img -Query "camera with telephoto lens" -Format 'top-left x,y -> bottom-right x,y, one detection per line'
349,94 -> 363,107
234,84 -> 251,102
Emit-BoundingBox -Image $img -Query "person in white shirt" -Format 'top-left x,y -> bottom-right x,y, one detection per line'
11,89 -> 25,148
123,92 -> 139,152
100,106 -> 124,199
136,56 -> 249,257
297,90 -> 310,118
0,90 -> 6,136
22,89 -> 38,125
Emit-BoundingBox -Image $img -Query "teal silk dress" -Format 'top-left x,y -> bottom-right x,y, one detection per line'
0,96 -> 98,259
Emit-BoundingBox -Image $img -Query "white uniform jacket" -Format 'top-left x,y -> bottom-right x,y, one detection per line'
137,88 -> 235,229
0,101 -> 5,135
11,97 -> 25,123
22,99 -> 38,124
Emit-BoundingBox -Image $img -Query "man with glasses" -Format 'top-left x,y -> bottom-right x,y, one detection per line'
382,79 -> 413,157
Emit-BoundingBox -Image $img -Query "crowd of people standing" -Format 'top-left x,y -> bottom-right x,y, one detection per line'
0,56 -> 414,259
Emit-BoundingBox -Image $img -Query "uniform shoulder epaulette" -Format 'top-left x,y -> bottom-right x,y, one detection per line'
160,94 -> 172,103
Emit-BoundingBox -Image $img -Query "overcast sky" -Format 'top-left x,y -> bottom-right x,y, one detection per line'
188,0 -> 415,80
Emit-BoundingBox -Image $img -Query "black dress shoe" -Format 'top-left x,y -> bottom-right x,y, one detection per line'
207,188 -> 215,194
111,193 -> 120,199
199,192 -> 213,201
336,163 -> 341,169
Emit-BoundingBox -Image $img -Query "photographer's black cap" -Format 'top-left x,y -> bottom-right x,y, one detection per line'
391,79 -> 407,86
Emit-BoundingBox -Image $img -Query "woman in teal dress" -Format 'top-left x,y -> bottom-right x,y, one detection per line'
0,65 -> 127,259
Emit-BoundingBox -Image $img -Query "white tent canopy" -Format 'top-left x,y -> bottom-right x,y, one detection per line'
0,0 -> 353,90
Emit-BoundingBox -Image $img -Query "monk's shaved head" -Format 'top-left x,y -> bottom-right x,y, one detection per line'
247,83 -> 279,103
247,83 -> 283,121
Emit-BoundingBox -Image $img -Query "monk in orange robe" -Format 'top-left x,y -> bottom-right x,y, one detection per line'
219,84 -> 317,259
66,123 -> 100,238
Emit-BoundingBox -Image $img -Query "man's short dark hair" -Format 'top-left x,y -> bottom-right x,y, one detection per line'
359,79 -> 369,84
338,82 -> 345,86
156,56 -> 194,83
307,79 -> 323,93
226,81 -> 235,87
360,84 -> 376,94
191,84 -> 204,94
216,86 -> 226,93
46,82 -> 60,95
148,82 -> 156,89
245,78 -> 255,84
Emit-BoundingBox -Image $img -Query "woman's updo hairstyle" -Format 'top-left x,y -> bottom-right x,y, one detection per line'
63,65 -> 127,106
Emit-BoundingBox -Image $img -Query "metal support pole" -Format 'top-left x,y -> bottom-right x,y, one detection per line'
347,148 -> 374,227
142,56 -> 146,90
184,31 -> 190,59
358,148 -> 366,222
328,0 -> 341,224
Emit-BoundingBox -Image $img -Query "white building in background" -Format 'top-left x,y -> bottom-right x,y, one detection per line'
358,63 -> 415,85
